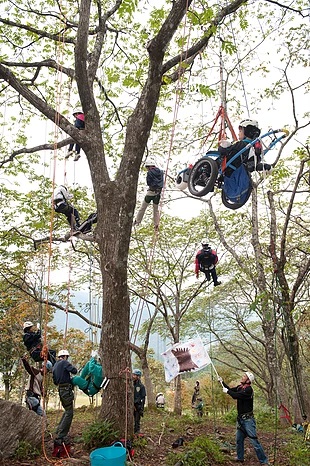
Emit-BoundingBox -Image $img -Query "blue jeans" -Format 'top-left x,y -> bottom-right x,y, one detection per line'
26,396 -> 45,417
236,416 -> 268,463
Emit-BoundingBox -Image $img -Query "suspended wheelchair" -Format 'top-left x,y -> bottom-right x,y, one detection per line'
176,129 -> 289,210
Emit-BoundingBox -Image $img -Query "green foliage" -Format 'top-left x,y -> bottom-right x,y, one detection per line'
14,441 -> 40,460
82,419 -> 119,450
166,435 -> 225,466
223,407 -> 238,424
285,434 -> 310,466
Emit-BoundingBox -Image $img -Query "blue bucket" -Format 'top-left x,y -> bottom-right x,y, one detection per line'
90,442 -> 127,466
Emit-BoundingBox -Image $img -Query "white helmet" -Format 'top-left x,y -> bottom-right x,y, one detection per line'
245,371 -> 255,383
239,119 -> 260,139
72,108 -> 83,115
23,321 -> 34,330
201,238 -> 210,248
144,158 -> 156,167
58,349 -> 70,357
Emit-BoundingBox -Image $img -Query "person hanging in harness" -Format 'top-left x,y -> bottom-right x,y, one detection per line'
72,351 -> 107,396
219,371 -> 269,465
53,185 -> 81,231
218,119 -> 272,177
134,158 -> 164,231
195,239 -> 221,287
23,321 -> 56,364
21,355 -> 53,416
66,108 -> 85,161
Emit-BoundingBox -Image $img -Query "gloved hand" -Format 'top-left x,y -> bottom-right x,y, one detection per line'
218,376 -> 223,383
36,323 -> 40,330
223,387 -> 228,394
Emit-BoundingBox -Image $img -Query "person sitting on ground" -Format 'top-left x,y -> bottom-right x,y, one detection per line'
155,392 -> 165,408
134,158 -> 164,231
21,355 -> 53,416
218,119 -> 272,177
72,351 -> 104,396
23,321 -> 56,364
66,109 -> 85,161
53,185 -> 81,231
195,239 -> 221,287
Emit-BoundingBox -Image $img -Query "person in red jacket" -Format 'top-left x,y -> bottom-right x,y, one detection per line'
66,109 -> 85,161
195,239 -> 221,287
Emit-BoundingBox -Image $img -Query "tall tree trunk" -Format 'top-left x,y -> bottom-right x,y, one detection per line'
174,375 -> 182,415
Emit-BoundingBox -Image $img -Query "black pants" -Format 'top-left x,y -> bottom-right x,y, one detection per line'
55,202 -> 80,228
201,267 -> 218,285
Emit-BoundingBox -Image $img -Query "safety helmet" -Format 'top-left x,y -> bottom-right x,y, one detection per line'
23,321 -> 34,330
72,108 -> 83,115
58,349 -> 70,357
144,158 -> 156,167
133,369 -> 142,376
239,119 -> 261,139
245,371 -> 255,383
44,361 -> 53,371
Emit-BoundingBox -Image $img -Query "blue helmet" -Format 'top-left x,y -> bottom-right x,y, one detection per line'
44,361 -> 53,372
133,369 -> 142,376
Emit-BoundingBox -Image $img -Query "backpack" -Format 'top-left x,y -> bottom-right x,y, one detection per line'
222,164 -> 252,204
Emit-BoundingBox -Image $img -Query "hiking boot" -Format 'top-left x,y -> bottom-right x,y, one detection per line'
214,281 -> 221,286
65,151 -> 74,159
234,459 -> 244,463
74,153 -> 81,161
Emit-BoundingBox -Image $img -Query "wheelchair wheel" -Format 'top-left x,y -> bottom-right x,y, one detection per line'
221,184 -> 252,210
188,157 -> 218,197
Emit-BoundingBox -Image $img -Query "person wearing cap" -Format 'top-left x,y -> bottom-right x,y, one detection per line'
52,349 -> 78,443
66,109 -> 85,161
220,371 -> 269,465
132,369 -> 146,434
53,185 -> 81,231
21,355 -> 52,417
22,321 -> 56,364
218,119 -> 272,177
195,240 -> 221,287
155,392 -> 165,409
134,158 -> 164,231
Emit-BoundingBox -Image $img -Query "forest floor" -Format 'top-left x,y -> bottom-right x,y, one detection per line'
3,406 -> 308,466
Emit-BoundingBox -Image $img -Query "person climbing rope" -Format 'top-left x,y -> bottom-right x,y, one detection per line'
21,355 -> 52,416
218,119 -> 272,176
134,158 -> 164,231
195,240 -> 221,287
132,369 -> 146,434
52,349 -> 77,451
53,185 -> 81,231
219,371 -> 269,465
22,321 -> 56,364
66,108 -> 85,161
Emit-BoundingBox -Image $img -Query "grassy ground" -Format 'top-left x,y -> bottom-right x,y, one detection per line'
4,405 -> 309,466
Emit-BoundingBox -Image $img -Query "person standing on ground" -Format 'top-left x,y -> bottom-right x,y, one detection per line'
52,349 -> 77,444
220,371 -> 269,465
132,369 -> 146,434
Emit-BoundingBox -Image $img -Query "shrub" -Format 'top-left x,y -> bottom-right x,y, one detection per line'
166,435 -> 226,466
82,419 -> 119,450
14,441 -> 40,460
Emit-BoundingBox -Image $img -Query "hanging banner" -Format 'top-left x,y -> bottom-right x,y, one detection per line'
162,338 -> 211,383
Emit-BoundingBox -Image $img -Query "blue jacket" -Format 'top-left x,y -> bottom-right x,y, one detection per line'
52,359 -> 77,385
146,167 -> 164,190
